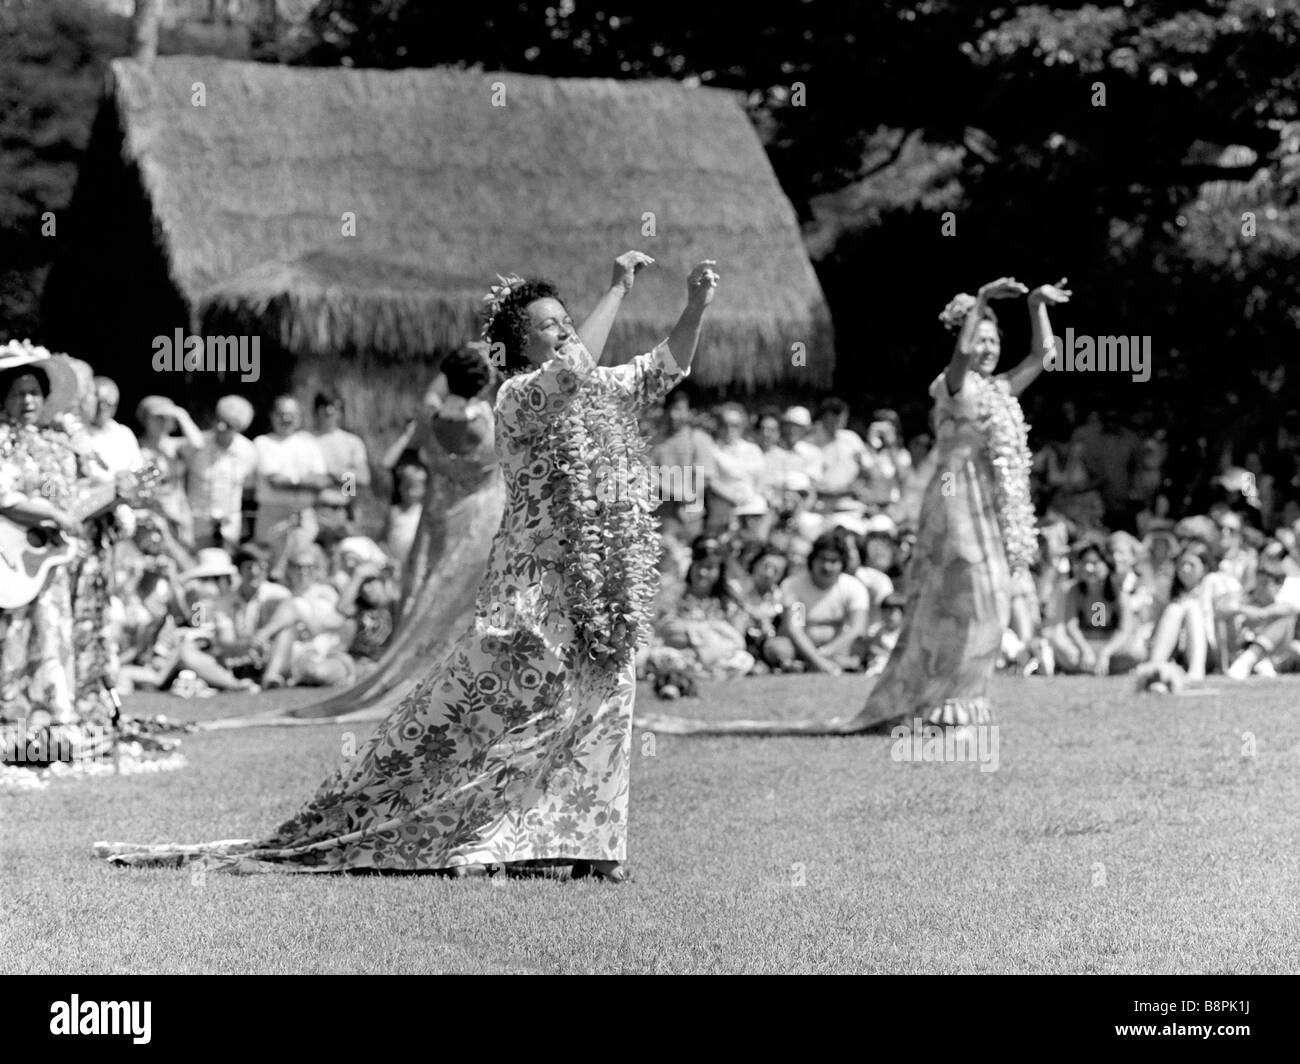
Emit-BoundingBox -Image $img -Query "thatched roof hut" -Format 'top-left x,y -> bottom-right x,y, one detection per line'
45,57 -> 832,450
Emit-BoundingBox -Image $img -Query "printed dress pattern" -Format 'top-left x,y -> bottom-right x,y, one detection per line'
0,423 -> 81,724
97,342 -> 683,872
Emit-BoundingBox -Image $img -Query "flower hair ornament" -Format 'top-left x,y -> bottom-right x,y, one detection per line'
938,293 -> 977,333
480,273 -> 528,340
0,337 -> 55,360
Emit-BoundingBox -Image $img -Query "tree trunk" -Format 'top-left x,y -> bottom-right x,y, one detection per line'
131,0 -> 163,60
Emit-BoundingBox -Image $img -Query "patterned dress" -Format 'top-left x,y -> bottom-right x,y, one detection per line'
848,371 -> 1012,728
97,342 -> 684,872
0,422 -> 82,724
0,420 -> 119,738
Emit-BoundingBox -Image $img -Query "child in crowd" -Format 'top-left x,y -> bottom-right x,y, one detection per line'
383,460 -> 428,574
739,548 -> 791,672
863,592 -> 905,676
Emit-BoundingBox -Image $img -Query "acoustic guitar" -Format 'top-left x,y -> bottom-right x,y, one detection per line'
0,464 -> 160,610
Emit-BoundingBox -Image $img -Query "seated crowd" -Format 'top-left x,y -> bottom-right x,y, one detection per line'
84,379 -> 405,696
74,372 -> 1300,699
640,383 -> 1300,695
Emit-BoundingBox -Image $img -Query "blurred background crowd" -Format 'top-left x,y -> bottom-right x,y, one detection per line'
33,363 -> 1300,709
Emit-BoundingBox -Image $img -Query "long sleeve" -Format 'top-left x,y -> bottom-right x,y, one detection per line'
496,343 -> 687,442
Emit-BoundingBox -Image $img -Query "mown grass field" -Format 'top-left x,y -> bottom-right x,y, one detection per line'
3,674 -> 1299,973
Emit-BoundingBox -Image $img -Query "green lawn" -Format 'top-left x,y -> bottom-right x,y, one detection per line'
3,674 -> 1298,973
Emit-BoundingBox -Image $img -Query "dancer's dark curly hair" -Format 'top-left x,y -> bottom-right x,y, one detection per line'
484,278 -> 568,377
440,342 -> 494,398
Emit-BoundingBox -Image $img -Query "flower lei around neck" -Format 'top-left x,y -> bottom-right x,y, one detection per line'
533,367 -> 660,672
968,373 -> 1038,573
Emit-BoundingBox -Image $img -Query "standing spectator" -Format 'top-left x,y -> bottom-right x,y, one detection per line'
753,407 -> 785,500
810,398 -> 869,508
651,383 -> 715,543
1034,422 -> 1094,521
252,395 -> 331,548
770,405 -> 823,491
861,408 -> 911,515
84,376 -> 142,478
382,460 -> 428,574
136,395 -> 203,548
188,395 -> 257,550
704,402 -> 766,536
312,391 -> 371,503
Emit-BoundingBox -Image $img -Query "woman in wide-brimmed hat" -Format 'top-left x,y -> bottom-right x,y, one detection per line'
0,341 -> 99,740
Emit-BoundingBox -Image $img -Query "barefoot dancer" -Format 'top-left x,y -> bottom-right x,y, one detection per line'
640,277 -> 1071,736
96,254 -> 719,881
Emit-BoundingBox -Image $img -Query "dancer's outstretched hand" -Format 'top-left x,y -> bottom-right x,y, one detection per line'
612,250 -> 655,292
687,260 -> 720,308
977,277 -> 1028,301
1029,277 -> 1072,307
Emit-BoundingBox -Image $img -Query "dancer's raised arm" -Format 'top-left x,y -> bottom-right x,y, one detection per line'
584,251 -> 654,367
666,260 -> 719,373
1000,277 -> 1073,397
944,277 -> 1026,396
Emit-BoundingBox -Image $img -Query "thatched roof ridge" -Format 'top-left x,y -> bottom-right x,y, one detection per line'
107,57 -> 833,388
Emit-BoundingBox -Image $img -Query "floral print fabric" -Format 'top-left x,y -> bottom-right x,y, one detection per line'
98,342 -> 683,872
0,423 -> 83,724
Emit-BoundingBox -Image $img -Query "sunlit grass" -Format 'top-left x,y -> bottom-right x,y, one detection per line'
3,674 -> 1297,973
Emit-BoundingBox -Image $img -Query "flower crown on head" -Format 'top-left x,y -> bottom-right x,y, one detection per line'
938,293 -> 977,333
480,273 -> 527,340
0,337 -> 54,360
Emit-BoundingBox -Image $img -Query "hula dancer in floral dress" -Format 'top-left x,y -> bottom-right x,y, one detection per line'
96,253 -> 720,880
639,277 -> 1072,736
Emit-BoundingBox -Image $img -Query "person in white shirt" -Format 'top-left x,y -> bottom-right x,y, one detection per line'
313,392 -> 371,502
777,530 -> 869,674
253,395 -> 331,547
84,376 -> 142,479
809,398 -> 870,505
188,394 -> 258,549
704,402 -> 766,536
